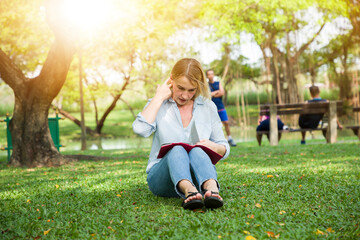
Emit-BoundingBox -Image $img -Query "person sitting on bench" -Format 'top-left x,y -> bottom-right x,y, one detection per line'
298,85 -> 342,144
256,113 -> 285,146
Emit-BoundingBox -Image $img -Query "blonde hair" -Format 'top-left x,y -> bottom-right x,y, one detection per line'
171,58 -> 210,99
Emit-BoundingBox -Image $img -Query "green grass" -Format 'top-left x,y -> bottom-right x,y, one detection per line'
1,142 -> 359,239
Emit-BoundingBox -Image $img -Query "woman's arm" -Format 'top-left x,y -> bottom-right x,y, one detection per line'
196,139 -> 226,156
141,78 -> 172,123
195,101 -> 230,158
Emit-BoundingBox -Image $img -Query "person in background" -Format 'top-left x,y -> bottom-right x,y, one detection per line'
206,69 -> 237,147
256,113 -> 285,146
133,58 -> 230,210
298,85 -> 343,144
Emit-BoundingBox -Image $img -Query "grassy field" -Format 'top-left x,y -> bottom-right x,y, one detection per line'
1,141 -> 359,239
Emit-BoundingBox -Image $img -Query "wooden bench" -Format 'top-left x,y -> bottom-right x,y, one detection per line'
258,101 -> 343,146
346,107 -> 360,140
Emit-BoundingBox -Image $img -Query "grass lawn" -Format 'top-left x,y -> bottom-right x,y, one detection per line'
1,141 -> 360,239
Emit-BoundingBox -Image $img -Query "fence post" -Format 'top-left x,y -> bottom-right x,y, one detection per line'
327,101 -> 337,143
270,104 -> 278,146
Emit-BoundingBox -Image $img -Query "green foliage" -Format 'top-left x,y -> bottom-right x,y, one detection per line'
317,88 -> 339,101
52,0 -> 201,116
0,83 -> 13,116
301,88 -> 340,101
0,105 -> 13,116
0,0 -> 52,74
200,0 -> 355,103
0,142 -> 359,239
209,54 -> 261,79
226,91 -> 269,105
201,0 -> 319,44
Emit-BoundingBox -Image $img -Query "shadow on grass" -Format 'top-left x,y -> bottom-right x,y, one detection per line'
1,142 -> 360,239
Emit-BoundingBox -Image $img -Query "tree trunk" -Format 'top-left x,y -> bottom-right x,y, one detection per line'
286,58 -> 300,104
78,49 -> 87,150
241,89 -> 247,127
285,33 -> 300,104
260,45 -> 272,103
339,74 -> 352,100
221,43 -> 231,105
0,37 -> 76,167
235,83 -> 242,126
119,98 -> 136,119
339,45 -> 352,100
270,45 -> 282,104
10,95 -> 67,167
279,55 -> 289,103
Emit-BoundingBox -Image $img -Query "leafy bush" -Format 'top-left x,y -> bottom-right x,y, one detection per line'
0,105 -> 13,117
226,91 -> 269,105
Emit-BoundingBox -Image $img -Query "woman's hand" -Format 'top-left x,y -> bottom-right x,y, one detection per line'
196,139 -> 226,156
155,77 -> 172,101
141,77 -> 172,124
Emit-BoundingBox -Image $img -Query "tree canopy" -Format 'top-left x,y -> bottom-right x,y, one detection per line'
0,0 -> 359,166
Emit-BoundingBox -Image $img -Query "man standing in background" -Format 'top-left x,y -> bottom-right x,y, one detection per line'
206,69 -> 237,147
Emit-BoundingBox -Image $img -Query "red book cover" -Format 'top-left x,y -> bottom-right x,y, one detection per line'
157,143 -> 223,165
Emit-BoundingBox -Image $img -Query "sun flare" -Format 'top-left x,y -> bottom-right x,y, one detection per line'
56,0 -> 141,36
63,0 -> 112,31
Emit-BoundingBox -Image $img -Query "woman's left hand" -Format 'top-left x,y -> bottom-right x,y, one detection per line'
196,139 -> 226,156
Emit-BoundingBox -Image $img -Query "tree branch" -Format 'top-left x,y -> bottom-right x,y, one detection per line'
38,38 -> 76,99
249,78 -> 271,85
53,106 -> 97,136
0,48 -> 27,93
293,23 -> 325,61
119,97 -> 136,119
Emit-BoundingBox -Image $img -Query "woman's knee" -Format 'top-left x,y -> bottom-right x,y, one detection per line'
189,147 -> 204,155
168,145 -> 187,156
189,147 -> 211,162
166,145 -> 189,165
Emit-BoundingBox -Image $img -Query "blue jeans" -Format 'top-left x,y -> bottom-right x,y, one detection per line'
147,146 -> 219,198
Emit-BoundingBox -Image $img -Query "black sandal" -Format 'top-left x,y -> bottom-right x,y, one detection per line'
182,192 -> 204,210
202,189 -> 224,209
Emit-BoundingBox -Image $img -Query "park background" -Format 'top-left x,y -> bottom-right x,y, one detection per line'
0,0 -> 360,239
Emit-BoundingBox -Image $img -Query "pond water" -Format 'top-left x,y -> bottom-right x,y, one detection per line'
61,125 -> 357,151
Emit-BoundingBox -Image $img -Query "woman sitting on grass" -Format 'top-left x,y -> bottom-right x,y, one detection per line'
132,58 -> 230,210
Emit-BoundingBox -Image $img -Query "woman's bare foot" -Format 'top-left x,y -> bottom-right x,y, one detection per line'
203,190 -> 223,201
202,180 -> 224,208
202,179 -> 223,201
178,179 -> 202,203
184,191 -> 202,204
178,180 -> 204,210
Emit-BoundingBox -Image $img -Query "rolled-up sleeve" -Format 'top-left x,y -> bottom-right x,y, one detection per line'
132,112 -> 156,137
132,100 -> 157,138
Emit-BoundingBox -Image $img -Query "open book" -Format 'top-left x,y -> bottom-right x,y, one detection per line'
157,143 -> 223,165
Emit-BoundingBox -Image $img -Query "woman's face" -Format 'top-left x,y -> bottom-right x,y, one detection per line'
171,76 -> 197,106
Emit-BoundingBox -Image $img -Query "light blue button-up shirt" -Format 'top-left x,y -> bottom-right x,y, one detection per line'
132,96 -> 230,173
